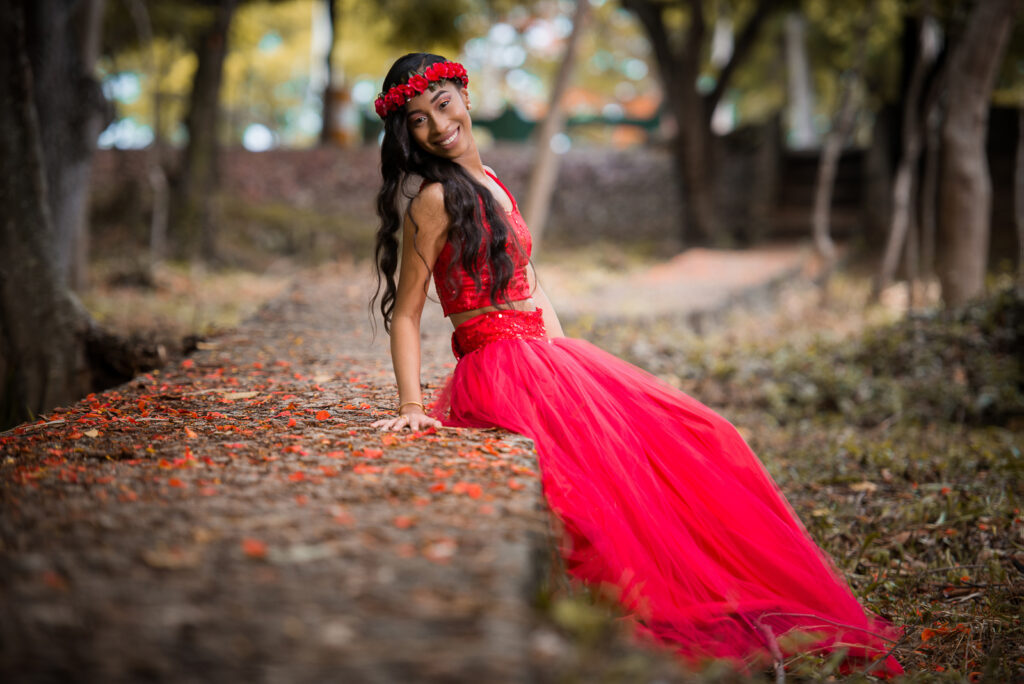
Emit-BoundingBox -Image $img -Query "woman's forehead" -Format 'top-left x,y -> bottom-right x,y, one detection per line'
406,84 -> 454,109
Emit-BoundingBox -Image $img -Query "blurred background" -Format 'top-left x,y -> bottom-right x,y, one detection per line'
2,0 -> 1023,425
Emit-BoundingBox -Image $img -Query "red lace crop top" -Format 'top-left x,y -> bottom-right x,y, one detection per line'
432,170 -> 532,316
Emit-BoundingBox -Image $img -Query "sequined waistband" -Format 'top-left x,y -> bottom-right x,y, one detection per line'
451,309 -> 547,359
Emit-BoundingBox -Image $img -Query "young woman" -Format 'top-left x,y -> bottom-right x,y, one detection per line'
370,52 -> 902,676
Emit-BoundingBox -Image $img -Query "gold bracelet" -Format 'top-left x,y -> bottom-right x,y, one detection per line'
398,401 -> 425,414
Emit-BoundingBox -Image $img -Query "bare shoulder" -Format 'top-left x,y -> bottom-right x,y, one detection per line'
482,163 -> 498,176
407,182 -> 449,236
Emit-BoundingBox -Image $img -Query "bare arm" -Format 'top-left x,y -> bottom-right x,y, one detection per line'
527,262 -> 564,338
372,184 -> 449,431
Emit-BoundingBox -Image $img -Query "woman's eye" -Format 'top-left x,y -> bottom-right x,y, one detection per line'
439,99 -> 450,109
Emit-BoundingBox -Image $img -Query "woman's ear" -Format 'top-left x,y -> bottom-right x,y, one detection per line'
461,87 -> 471,111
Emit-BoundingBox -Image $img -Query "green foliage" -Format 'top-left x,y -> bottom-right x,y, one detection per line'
373,0 -> 473,50
596,286 -> 1024,428
755,287 -> 1023,426
802,0 -> 903,117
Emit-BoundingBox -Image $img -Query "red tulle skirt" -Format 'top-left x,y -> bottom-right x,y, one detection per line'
432,310 -> 902,676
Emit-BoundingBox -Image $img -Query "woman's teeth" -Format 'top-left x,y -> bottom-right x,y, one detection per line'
440,129 -> 458,145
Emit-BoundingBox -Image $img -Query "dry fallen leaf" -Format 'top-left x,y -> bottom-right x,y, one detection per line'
891,531 -> 913,545
141,546 -> 201,570
223,391 -> 258,400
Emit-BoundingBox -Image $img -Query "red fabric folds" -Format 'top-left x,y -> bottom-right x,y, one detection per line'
432,310 -> 903,676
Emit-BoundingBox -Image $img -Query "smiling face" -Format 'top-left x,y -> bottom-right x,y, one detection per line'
404,81 -> 475,163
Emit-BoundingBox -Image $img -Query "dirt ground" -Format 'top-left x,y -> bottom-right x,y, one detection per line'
5,244 -> 948,684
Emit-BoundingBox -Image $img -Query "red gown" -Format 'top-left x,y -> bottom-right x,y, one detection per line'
429,170 -> 903,676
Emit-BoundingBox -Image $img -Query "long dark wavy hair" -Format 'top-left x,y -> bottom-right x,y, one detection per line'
372,52 -> 520,333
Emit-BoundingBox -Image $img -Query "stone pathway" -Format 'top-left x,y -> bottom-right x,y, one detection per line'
1,246 -> 813,683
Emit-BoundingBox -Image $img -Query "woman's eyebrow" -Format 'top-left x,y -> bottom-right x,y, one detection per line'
406,89 -> 451,118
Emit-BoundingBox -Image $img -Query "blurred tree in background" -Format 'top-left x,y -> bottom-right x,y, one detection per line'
621,0 -> 784,245
1,0 -> 160,430
936,0 -> 1020,306
0,0 -> 94,428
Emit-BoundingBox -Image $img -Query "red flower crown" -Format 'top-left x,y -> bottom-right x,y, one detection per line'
374,61 -> 469,119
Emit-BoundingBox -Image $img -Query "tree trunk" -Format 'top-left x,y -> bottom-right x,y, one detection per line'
678,88 -> 722,243
624,0 -> 781,246
0,1 -> 93,428
810,118 -> 844,269
627,0 -> 716,243
1,1 -> 164,430
24,0 -> 107,291
920,107 -> 940,285
937,0 -> 1020,306
1017,107 -> 1024,289
811,2 -> 872,276
126,0 -> 170,265
522,0 -> 589,246
875,9 -> 936,300
918,23 -> 947,287
173,0 -> 238,260
319,0 -> 339,146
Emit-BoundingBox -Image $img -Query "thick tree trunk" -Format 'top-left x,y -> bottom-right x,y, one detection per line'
626,0 -> 715,244
1,1 -> 164,430
937,0 -> 1019,306
24,0 -> 107,291
522,0 -> 589,245
677,102 -> 721,243
624,0 -> 780,246
173,0 -> 238,259
0,1 -> 92,428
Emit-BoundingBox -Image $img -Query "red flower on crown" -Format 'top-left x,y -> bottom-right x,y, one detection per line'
409,74 -> 429,92
374,60 -> 469,119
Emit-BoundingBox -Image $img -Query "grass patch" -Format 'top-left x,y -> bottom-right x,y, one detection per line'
82,260 -> 293,348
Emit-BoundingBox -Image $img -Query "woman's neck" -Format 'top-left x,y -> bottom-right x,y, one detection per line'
453,151 -> 487,183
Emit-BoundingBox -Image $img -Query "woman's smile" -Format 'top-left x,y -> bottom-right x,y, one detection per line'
435,127 -> 460,148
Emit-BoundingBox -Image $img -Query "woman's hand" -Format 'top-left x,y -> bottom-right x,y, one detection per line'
372,407 -> 442,432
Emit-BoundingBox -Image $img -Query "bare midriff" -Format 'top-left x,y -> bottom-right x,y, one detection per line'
449,297 -> 536,329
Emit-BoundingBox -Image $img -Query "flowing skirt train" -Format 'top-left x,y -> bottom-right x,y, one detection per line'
432,311 -> 902,675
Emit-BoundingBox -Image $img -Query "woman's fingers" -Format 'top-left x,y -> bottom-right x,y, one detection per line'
371,412 -> 441,431
371,416 -> 407,430
407,414 -> 441,431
